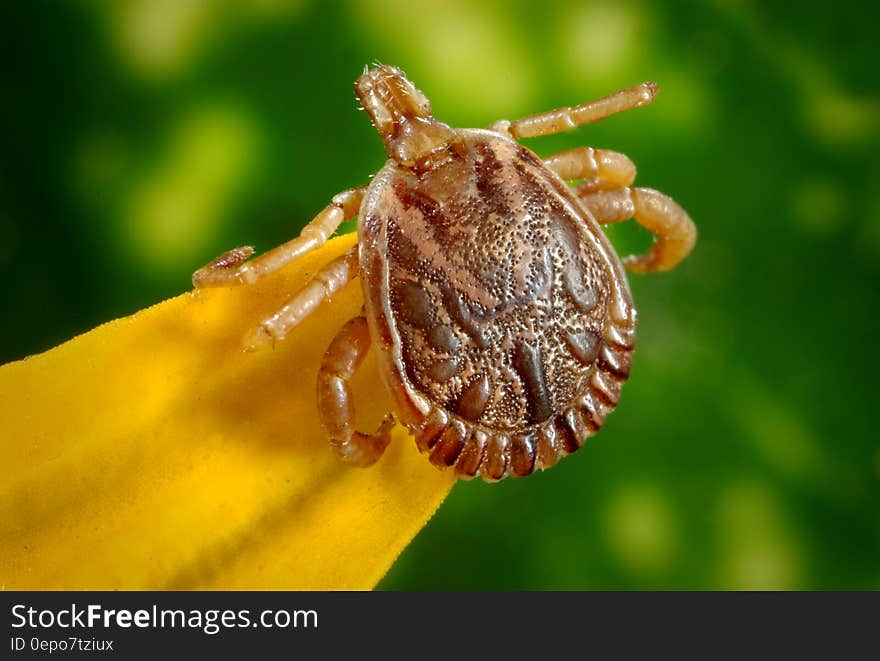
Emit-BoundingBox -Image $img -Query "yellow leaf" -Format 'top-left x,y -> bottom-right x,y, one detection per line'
0,234 -> 455,590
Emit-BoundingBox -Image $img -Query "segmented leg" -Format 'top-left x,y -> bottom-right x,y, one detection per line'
577,187 -> 697,273
544,146 -> 636,192
317,316 -> 394,467
192,187 -> 363,288
490,82 -> 657,139
244,245 -> 359,351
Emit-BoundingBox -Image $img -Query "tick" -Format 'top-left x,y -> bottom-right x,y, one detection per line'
193,65 -> 696,481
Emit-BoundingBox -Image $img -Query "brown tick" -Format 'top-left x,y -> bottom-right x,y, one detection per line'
193,65 -> 696,481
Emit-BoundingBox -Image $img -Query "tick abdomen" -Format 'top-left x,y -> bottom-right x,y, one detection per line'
359,130 -> 636,441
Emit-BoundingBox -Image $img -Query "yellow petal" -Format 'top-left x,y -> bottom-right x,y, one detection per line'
0,234 -> 455,590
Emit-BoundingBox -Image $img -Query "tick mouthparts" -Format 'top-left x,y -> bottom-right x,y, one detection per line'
355,64 -> 457,166
355,64 -> 433,129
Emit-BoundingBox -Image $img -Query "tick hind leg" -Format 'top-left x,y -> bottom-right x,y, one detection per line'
192,187 -> 363,288
543,145 -> 696,272
317,316 -> 394,467
577,186 -> 696,273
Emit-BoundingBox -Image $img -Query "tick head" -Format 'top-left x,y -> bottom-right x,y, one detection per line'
356,64 -> 457,169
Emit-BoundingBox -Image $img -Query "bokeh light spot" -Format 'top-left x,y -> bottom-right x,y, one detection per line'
729,380 -> 825,483
108,0 -> 307,79
111,0 -> 215,79
797,65 -> 878,148
717,482 -> 802,589
560,2 -> 642,86
708,1 -> 877,148
603,483 -> 677,577
349,0 -> 536,119
124,105 -> 261,275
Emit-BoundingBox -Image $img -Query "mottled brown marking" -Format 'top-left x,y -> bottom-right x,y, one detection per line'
563,408 -> 590,449
429,357 -> 459,382
415,408 -> 448,452
509,432 -> 537,477
575,395 -> 604,433
598,345 -> 632,379
473,142 -> 510,217
554,416 -> 580,454
564,329 -> 602,365
565,268 -> 598,312
440,284 -> 489,349
517,145 -> 543,168
394,179 -> 448,228
511,156 -> 550,222
606,323 -> 636,351
535,424 -> 561,470
428,325 -> 459,352
399,281 -> 433,327
483,434 -> 509,481
454,429 -> 487,478
457,374 -> 491,421
429,419 -> 468,467
512,341 -> 554,424
590,371 -> 621,407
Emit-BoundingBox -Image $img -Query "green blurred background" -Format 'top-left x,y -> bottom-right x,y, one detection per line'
3,0 -> 878,589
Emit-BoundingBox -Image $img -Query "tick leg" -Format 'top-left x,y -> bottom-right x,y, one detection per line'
244,245 -> 359,350
490,82 -> 657,139
577,187 -> 696,273
192,187 -> 363,288
317,316 -> 394,467
544,146 -> 636,192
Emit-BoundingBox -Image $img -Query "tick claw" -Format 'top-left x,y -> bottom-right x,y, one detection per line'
243,325 -> 274,352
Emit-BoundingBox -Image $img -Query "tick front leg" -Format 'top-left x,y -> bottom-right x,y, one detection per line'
578,187 -> 696,273
192,187 -> 363,288
317,316 -> 394,467
490,82 -> 657,139
244,245 -> 359,350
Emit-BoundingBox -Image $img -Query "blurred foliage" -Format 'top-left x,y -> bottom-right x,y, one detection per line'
1,0 -> 878,589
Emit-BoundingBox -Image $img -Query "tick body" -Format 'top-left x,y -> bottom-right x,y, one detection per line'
193,65 -> 696,481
